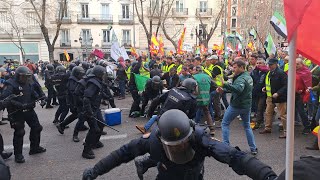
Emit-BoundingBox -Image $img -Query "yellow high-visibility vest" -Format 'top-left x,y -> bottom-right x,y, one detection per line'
265,72 -> 272,97
213,65 -> 224,87
139,62 -> 150,77
125,66 -> 132,79
167,63 -> 175,72
201,66 -> 212,78
284,63 -> 289,72
177,64 -> 183,74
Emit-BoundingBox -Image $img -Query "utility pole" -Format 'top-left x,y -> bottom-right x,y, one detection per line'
133,1 -> 136,48
224,0 -> 228,58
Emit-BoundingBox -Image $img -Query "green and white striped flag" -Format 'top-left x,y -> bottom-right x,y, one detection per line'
270,11 -> 287,38
111,29 -> 118,43
249,28 -> 257,40
264,34 -> 276,56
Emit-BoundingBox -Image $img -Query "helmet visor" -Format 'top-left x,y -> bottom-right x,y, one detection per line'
160,129 -> 195,164
19,74 -> 32,84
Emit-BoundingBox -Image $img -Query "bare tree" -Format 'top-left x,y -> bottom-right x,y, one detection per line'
161,0 -> 179,51
134,0 -> 168,51
195,5 -> 224,48
0,1 -> 26,62
27,0 -> 67,62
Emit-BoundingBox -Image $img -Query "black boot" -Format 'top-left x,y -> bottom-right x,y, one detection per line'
1,151 -> 13,160
29,146 -> 46,155
82,146 -> 95,159
92,141 -> 104,149
73,131 -> 80,142
15,154 -> 25,163
56,124 -> 65,134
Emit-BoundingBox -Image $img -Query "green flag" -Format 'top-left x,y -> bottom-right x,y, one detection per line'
134,73 -> 150,92
264,34 -> 276,56
249,28 -> 257,40
270,11 -> 287,38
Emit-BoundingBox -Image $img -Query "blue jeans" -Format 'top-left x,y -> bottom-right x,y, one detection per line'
221,92 -> 229,109
118,79 -> 126,97
221,106 -> 257,151
209,91 -> 216,120
144,115 -> 158,131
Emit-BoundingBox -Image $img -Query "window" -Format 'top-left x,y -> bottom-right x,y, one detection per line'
122,30 -> 130,43
122,4 -> 129,19
232,7 -> 237,16
0,11 -> 7,30
232,0 -> 237,5
176,0 -> 184,12
60,29 -> 70,43
101,4 -> 110,19
200,1 -> 207,12
102,29 -> 111,43
151,0 -> 160,13
81,4 -> 89,18
198,24 -> 207,40
81,29 -> 91,43
231,18 -> 237,28
26,12 -> 37,28
59,2 -> 68,18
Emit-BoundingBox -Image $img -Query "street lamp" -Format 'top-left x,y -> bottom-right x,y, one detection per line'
79,35 -> 93,61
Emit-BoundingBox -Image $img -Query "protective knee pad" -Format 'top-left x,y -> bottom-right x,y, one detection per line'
32,125 -> 43,133
14,129 -> 25,137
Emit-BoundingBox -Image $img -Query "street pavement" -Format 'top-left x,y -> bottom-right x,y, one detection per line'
1,95 -> 319,180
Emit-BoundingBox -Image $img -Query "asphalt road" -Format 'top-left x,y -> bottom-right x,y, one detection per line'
1,95 -> 319,180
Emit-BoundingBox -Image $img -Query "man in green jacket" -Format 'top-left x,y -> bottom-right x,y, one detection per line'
193,65 -> 215,136
217,60 -> 258,155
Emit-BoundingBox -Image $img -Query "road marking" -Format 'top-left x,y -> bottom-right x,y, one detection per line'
4,144 -> 30,150
82,133 -> 128,143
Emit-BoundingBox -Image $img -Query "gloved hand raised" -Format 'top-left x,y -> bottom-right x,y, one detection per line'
82,168 -> 97,180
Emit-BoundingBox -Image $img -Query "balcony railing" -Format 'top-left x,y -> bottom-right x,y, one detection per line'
60,40 -> 71,47
118,15 -> 134,25
77,14 -> 113,24
56,16 -> 72,24
196,8 -> 212,17
147,7 -> 161,17
101,40 -> 112,48
172,8 -> 188,17
23,27 -> 42,39
121,40 -> 131,46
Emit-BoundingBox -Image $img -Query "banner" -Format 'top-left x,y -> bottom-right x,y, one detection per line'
134,73 -> 150,92
63,50 -> 70,61
264,34 -> 276,56
177,27 -> 186,54
111,42 -> 122,61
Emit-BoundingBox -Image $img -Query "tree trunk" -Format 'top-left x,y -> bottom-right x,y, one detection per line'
48,45 -> 54,62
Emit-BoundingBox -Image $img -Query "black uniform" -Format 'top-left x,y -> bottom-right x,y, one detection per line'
1,77 -> 44,158
140,79 -> 163,115
82,126 -> 277,180
128,61 -> 142,117
44,69 -> 57,106
147,87 -> 197,118
52,71 -> 69,123
0,156 -> 10,180
82,76 -> 105,156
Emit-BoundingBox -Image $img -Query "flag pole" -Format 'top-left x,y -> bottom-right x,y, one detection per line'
285,30 -> 297,180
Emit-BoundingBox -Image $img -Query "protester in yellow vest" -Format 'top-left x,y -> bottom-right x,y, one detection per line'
283,56 -> 289,73
139,56 -> 150,78
125,59 -> 132,80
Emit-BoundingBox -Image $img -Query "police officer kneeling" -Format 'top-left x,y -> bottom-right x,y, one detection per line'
82,109 -> 277,180
1,66 -> 46,163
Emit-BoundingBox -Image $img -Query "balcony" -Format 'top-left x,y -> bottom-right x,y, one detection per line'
172,8 -> 188,17
101,40 -> 112,48
56,16 -> 72,24
121,40 -> 131,47
0,27 -> 13,39
196,8 -> 212,17
118,15 -> 134,25
77,14 -> 113,24
23,27 -> 42,39
60,40 -> 71,48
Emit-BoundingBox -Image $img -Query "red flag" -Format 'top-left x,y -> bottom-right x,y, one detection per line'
284,0 -> 320,64
92,49 -> 104,59
158,35 -> 164,56
130,46 -> 139,58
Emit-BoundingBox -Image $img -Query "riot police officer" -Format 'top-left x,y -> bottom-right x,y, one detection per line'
44,64 -> 58,108
52,66 -> 69,124
1,66 -> 46,163
56,66 -> 87,134
82,65 -> 107,159
82,109 -> 277,180
128,60 -> 142,118
136,78 -> 197,134
140,75 -> 163,116
81,61 -> 90,71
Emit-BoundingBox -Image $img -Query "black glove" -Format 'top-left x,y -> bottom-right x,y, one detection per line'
82,168 -> 97,180
40,100 -> 46,108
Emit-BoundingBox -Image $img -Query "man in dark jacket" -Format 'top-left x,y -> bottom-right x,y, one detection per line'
161,67 -> 179,89
260,58 -> 287,138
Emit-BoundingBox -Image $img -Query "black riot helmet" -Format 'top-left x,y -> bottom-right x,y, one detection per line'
98,60 -> 107,67
86,68 -> 93,76
69,63 -> 76,71
158,109 -> 195,164
151,75 -> 161,90
74,60 -> 82,66
56,66 -> 66,73
15,66 -> 32,84
81,61 -> 90,70
181,78 -> 197,93
46,64 -> 54,71
71,66 -> 85,80
89,65 -> 106,80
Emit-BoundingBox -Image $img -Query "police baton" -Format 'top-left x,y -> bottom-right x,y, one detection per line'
90,116 -> 120,132
8,96 -> 45,116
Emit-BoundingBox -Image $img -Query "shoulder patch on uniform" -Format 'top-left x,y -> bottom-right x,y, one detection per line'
142,132 -> 151,139
211,137 -> 221,142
